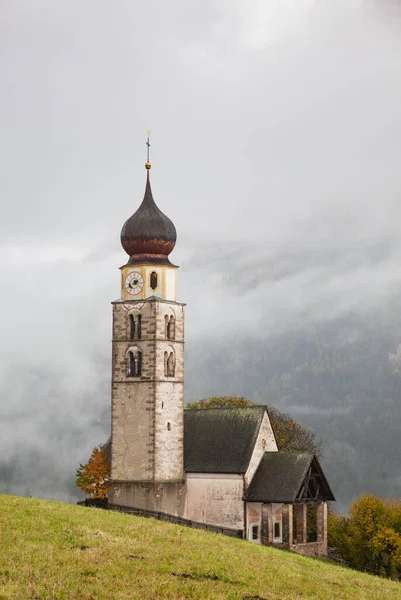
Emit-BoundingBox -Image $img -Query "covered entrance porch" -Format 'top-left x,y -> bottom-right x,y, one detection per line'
245,452 -> 335,555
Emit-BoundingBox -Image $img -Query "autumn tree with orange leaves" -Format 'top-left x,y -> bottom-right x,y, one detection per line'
76,444 -> 110,499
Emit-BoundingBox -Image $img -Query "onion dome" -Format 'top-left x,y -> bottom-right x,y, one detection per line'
121,171 -> 177,265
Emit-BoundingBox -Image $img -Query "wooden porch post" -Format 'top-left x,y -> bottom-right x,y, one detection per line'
317,502 -> 327,552
282,504 -> 293,547
261,504 -> 273,545
295,504 -> 307,544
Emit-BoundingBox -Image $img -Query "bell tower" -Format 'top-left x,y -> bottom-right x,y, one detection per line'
109,136 -> 185,512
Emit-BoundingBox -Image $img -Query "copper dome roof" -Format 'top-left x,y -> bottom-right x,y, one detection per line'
121,174 -> 177,265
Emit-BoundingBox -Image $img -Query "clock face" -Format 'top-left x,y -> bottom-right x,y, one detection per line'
125,271 -> 144,296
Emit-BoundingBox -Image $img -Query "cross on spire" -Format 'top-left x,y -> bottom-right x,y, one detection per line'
145,130 -> 151,172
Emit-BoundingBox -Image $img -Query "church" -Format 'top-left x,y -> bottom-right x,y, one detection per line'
107,142 -> 335,556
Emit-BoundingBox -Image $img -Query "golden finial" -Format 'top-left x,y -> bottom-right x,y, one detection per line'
145,130 -> 151,170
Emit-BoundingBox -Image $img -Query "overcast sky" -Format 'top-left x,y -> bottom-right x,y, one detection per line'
1,0 -> 401,498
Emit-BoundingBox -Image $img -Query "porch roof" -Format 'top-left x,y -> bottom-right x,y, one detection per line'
245,452 -> 335,503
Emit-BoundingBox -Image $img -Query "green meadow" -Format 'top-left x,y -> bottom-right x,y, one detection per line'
0,494 -> 399,599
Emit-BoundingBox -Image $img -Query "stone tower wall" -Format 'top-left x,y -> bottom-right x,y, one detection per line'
110,299 -> 185,484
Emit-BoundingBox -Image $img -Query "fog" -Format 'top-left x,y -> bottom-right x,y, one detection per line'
1,0 -> 401,508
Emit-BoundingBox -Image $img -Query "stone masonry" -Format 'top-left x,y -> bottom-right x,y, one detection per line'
109,296 -> 185,510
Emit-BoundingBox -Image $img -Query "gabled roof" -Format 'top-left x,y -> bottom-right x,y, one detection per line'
245,452 -> 335,503
184,407 -> 266,474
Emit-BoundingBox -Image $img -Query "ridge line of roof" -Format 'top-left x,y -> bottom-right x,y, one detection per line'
263,450 -> 315,457
184,405 -> 266,412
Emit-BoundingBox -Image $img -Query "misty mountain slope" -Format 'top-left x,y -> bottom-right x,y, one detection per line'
185,309 -> 401,513
0,362 -> 110,503
1,308 -> 401,514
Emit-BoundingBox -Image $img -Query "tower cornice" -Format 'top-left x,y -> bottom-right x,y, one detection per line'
112,296 -> 186,307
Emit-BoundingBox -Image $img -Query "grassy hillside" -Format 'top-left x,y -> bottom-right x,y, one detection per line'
0,495 -> 399,600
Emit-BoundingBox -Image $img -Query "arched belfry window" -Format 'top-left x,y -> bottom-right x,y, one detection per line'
129,315 -> 135,340
128,348 -> 142,377
170,316 -> 176,340
129,351 -> 135,375
150,271 -> 158,290
164,349 -> 175,377
167,352 -> 175,377
165,315 -> 176,341
128,313 -> 142,341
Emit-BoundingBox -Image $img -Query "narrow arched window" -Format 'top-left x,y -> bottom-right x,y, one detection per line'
150,271 -> 158,290
165,315 -> 169,338
164,351 -> 168,377
169,316 -> 176,340
137,315 -> 142,340
128,351 -> 135,377
128,349 -> 142,377
167,352 -> 175,377
129,315 -> 135,340
137,350 -> 142,376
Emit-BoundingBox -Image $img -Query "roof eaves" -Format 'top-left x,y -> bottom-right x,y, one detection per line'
264,405 -> 279,450
185,469 -> 243,474
310,455 -> 336,502
183,406 -> 266,412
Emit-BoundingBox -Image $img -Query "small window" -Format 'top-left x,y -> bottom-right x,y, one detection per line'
164,350 -> 175,377
166,315 -> 176,340
129,315 -> 135,340
252,525 -> 259,540
129,314 -> 142,340
128,349 -> 142,377
274,522 -> 281,538
129,351 -> 135,376
167,422 -> 171,431
167,352 -> 175,377
150,271 -> 158,290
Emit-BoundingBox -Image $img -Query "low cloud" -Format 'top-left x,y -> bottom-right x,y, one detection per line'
0,0 -> 401,505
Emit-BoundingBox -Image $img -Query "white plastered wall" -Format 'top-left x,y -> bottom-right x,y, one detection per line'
245,410 -> 278,486
185,473 -> 244,530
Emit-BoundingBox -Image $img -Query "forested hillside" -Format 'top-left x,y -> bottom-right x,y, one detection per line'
186,307 -> 401,513
1,306 -> 401,514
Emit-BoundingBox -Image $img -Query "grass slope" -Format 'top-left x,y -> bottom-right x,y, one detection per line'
0,495 -> 399,600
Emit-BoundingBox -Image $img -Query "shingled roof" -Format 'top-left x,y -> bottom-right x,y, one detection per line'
183,406 -> 266,473
245,452 -> 335,503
